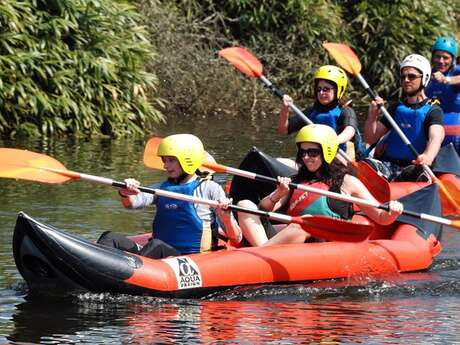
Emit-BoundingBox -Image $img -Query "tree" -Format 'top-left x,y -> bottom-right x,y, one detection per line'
0,0 -> 164,137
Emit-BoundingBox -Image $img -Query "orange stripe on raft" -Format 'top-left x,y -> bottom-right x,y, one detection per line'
444,125 -> 460,136
122,225 -> 437,293
125,256 -> 177,291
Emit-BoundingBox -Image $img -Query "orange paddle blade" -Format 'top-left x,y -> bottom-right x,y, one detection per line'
0,148 -> 71,184
218,47 -> 263,78
322,42 -> 362,76
435,176 -> 460,216
299,215 -> 373,242
143,137 -> 215,173
353,161 -> 391,203
143,137 -> 165,171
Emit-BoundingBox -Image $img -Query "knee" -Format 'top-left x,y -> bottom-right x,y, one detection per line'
236,199 -> 259,223
283,224 -> 310,242
237,199 -> 258,209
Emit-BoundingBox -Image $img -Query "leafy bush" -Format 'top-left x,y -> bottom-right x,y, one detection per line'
344,0 -> 458,99
0,0 -> 164,138
144,0 -> 459,115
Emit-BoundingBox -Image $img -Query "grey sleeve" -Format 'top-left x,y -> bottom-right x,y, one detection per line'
337,107 -> 359,132
195,180 -> 236,232
129,182 -> 160,209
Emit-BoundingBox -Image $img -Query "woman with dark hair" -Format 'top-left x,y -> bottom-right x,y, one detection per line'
237,124 -> 403,246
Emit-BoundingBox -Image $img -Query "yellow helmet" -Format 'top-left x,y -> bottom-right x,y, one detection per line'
295,124 -> 338,164
157,134 -> 205,175
314,65 -> 348,99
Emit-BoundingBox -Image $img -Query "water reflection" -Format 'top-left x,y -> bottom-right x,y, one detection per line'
6,285 -> 460,344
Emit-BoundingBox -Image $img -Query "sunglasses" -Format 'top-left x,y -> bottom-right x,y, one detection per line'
316,86 -> 334,93
400,73 -> 422,82
299,148 -> 322,158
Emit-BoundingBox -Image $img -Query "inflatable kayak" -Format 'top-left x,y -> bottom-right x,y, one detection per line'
13,205 -> 442,298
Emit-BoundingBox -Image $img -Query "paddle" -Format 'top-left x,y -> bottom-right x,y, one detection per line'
143,137 -> 460,229
218,46 -> 390,203
0,148 -> 371,242
323,42 -> 460,214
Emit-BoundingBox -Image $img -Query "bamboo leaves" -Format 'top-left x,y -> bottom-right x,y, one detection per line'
0,0 -> 164,138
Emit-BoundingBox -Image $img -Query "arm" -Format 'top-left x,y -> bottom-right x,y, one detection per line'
277,95 -> 293,134
432,71 -> 460,86
118,178 -> 155,209
364,97 -> 390,145
204,181 -> 243,245
336,107 -> 358,144
342,175 -> 402,225
118,178 -> 140,208
414,124 -> 445,166
215,198 -> 243,245
414,105 -> 445,166
258,176 -> 291,212
337,125 -> 356,144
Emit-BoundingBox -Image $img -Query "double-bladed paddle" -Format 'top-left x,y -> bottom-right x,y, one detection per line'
218,46 -> 390,203
0,148 -> 371,242
322,42 -> 460,215
144,137 -> 460,229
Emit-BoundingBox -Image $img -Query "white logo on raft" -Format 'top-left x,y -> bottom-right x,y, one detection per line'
163,256 -> 202,289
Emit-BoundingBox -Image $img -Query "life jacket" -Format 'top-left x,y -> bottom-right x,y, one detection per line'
442,112 -> 460,154
379,101 -> 431,163
152,179 -> 212,254
287,181 -> 341,219
425,66 -> 460,154
425,66 -> 460,113
309,105 -> 366,157
310,106 -> 346,153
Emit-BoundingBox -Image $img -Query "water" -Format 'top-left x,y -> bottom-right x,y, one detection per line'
1,114 -> 460,344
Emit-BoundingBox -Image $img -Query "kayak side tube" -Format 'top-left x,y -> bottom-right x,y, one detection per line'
13,212 -> 145,294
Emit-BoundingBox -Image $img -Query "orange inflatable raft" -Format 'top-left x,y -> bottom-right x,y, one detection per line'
13,203 -> 442,298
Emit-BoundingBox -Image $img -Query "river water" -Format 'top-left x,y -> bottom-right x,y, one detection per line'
1,114 -> 460,344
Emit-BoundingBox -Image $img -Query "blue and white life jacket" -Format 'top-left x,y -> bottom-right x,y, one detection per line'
426,66 -> 460,153
152,179 -> 211,254
380,102 -> 431,163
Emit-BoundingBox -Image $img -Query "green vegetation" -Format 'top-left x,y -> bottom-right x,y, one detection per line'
1,0 -> 458,137
143,0 -> 459,118
0,0 -> 163,138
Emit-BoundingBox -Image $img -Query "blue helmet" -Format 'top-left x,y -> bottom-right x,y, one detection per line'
432,36 -> 458,60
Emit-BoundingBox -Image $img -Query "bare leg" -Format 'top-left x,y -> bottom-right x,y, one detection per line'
237,200 -> 268,246
264,223 -> 310,246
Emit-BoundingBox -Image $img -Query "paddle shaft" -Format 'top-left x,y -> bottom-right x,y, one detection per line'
49,167 -> 322,228
203,162 -> 456,227
259,75 -> 354,163
0,154 -> 367,242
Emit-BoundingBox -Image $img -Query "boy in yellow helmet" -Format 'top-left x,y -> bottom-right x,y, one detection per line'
98,134 -> 242,258
237,124 -> 402,246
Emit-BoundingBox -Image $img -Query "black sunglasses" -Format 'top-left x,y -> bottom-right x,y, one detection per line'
316,86 -> 335,93
299,148 -> 322,158
400,73 -> 422,82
